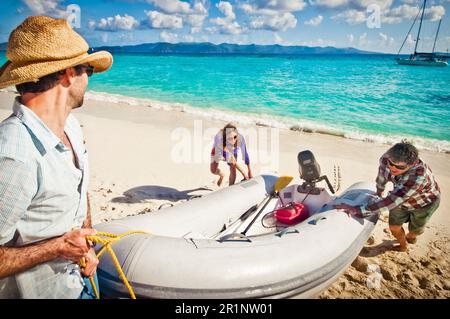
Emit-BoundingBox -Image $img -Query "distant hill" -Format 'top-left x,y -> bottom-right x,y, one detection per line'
93,42 -> 377,55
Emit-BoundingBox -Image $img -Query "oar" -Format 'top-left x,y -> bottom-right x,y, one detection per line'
211,203 -> 259,239
241,176 -> 293,236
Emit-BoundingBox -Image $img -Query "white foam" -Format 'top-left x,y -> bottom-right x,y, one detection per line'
85,90 -> 450,154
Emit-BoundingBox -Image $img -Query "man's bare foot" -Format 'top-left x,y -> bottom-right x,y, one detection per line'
217,173 -> 225,187
406,236 -> 417,244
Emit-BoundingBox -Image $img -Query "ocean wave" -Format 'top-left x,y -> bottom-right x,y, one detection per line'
84,90 -> 450,154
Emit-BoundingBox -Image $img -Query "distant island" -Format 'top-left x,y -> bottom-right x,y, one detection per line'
92,42 -> 378,55
0,41 -> 383,55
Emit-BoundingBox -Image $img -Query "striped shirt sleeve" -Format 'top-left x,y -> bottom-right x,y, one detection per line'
359,166 -> 425,217
375,156 -> 388,194
0,156 -> 37,245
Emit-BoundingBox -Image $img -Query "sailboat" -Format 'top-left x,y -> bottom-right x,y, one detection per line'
395,0 -> 448,67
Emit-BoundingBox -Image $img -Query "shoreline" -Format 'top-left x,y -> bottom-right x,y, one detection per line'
0,90 -> 449,298
2,87 -> 449,153
84,90 -> 450,154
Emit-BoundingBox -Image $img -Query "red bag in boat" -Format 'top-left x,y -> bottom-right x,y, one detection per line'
274,202 -> 309,225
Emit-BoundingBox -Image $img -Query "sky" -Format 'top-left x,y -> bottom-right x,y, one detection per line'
0,0 -> 449,53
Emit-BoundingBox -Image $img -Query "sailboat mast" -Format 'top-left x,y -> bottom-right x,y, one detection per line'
414,0 -> 427,54
432,19 -> 442,53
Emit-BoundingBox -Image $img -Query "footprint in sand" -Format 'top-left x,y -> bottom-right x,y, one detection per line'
380,264 -> 397,281
366,235 -> 376,245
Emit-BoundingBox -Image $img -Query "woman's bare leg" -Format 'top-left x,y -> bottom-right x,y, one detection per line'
229,164 -> 237,186
210,162 -> 225,186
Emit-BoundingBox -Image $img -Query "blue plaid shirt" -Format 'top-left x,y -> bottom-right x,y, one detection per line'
0,98 -> 89,298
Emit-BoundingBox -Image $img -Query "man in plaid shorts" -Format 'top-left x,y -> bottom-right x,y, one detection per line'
336,141 -> 440,252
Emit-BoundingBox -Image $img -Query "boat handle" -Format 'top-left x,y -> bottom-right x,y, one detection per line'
275,228 -> 299,238
218,233 -> 252,243
158,203 -> 174,210
308,217 -> 327,225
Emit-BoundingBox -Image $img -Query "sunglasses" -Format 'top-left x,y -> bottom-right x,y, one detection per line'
388,159 -> 409,170
76,64 -> 94,77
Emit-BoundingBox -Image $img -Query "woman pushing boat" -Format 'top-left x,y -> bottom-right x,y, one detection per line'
210,123 -> 253,186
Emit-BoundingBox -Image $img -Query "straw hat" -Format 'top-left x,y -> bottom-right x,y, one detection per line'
0,16 -> 113,89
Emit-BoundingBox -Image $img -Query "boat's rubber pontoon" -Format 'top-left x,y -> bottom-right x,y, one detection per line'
95,152 -> 379,299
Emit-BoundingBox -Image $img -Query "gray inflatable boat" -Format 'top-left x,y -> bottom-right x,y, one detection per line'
95,152 -> 379,299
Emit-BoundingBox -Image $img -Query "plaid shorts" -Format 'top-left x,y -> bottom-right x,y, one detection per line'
389,198 -> 440,234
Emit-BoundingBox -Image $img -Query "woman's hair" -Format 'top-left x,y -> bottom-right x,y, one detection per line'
222,123 -> 238,149
386,140 -> 419,165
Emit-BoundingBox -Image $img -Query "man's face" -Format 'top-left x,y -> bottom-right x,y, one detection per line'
69,65 -> 89,109
388,159 -> 411,176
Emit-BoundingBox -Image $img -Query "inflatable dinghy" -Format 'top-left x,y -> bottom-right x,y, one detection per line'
95,151 -> 379,298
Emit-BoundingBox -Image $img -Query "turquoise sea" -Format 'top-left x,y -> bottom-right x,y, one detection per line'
2,53 -> 449,151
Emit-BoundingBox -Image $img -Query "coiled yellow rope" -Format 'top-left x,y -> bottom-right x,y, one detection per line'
80,231 -> 148,299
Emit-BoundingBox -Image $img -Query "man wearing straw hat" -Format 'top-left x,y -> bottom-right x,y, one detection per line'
0,16 -> 112,298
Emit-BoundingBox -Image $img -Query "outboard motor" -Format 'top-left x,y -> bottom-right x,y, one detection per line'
274,150 -> 336,225
297,150 -> 335,194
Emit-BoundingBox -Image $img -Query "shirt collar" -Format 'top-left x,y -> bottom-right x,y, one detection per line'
13,97 -> 65,153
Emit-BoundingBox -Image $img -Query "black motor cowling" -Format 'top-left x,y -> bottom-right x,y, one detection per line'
298,150 -> 321,183
297,150 -> 335,194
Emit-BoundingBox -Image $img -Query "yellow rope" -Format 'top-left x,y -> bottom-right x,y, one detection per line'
80,230 -> 148,299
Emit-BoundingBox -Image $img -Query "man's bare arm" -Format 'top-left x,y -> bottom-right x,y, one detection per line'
0,238 -> 60,279
0,228 -> 95,279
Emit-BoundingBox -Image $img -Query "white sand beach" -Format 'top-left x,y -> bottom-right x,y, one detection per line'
1,90 -> 449,298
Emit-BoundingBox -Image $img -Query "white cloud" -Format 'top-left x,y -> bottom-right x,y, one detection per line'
205,26 -> 218,33
310,0 -> 349,8
329,2 -> 445,25
400,0 -> 420,4
423,5 -> 446,21
210,19 -> 243,34
146,1 -> 208,33
241,0 -> 306,14
185,14 -> 207,33
382,4 -> 419,24
310,0 -> 394,9
22,0 -> 66,17
147,0 -> 193,15
352,0 -> 393,11
383,4 -> 446,24
379,32 -> 395,47
239,0 -> 304,33
146,0 -> 208,15
249,12 -> 297,31
304,15 -> 323,26
88,20 -> 96,29
217,1 -> 236,20
159,30 -> 178,42
359,32 -> 367,46
95,14 -> 139,32
332,9 -> 366,24
210,1 -> 244,35
347,33 -> 354,43
145,10 -> 183,29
